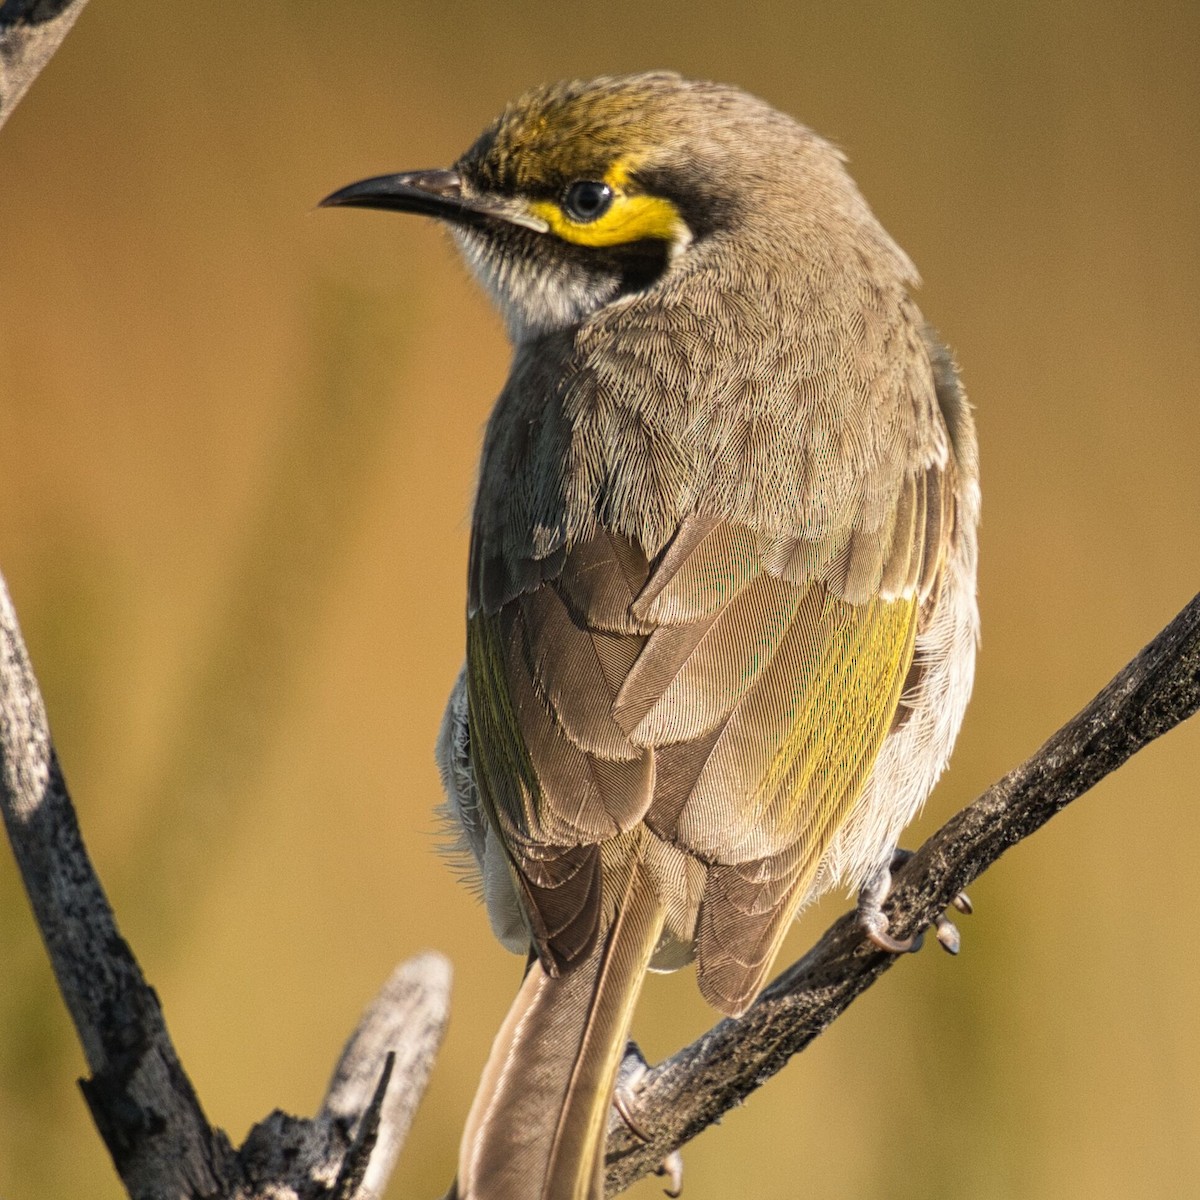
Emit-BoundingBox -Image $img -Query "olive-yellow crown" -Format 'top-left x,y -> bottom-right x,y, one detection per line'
323,72 -> 913,341
458,72 -> 731,250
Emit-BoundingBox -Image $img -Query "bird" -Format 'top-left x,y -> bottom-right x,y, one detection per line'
321,71 -> 979,1200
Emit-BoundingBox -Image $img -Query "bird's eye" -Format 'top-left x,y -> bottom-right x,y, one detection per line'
562,180 -> 614,223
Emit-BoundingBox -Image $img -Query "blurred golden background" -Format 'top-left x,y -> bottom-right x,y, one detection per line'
1,2 -> 1198,1197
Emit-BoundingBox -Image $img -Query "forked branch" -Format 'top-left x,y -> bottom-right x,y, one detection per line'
1,18 -> 451,1196
0,571 -> 450,1198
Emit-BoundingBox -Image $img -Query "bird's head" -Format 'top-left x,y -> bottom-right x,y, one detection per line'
322,72 -> 903,344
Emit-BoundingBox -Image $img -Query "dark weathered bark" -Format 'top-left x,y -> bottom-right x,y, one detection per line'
1,569 -> 452,1198
603,591 -> 1200,1193
0,0 -> 90,130
235,955 -> 450,1199
6,496 -> 1194,1199
1,583 -> 237,1195
1,16 -> 453,1197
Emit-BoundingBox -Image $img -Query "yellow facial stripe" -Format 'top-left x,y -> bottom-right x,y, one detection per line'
529,159 -> 688,248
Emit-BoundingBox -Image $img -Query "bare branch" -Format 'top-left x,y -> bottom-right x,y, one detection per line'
0,581 -> 235,1193
1,23 -> 453,1195
331,1052 -> 396,1200
0,0 -> 90,131
605,591 -> 1200,1193
235,953 -> 450,1196
321,953 -> 453,1198
2,565 -> 450,1198
3,20 -> 1196,1191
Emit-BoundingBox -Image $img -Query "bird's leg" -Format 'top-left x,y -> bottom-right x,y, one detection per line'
612,1041 -> 684,1197
857,854 -> 919,952
857,848 -> 972,954
611,1041 -> 652,1140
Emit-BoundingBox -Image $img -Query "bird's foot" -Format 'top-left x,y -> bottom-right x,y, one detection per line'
613,1043 -> 684,1196
857,848 -> 972,955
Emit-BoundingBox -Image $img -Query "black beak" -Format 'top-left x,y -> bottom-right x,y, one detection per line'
319,169 -> 547,233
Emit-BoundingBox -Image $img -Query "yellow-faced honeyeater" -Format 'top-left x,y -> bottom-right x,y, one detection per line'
323,71 -> 979,1200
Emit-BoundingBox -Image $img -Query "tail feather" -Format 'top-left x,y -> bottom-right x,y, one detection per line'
455,862 -> 665,1200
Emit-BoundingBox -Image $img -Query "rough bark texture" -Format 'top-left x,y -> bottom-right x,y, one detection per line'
5,501 -> 1194,1198
1,568 -> 453,1197
1,580 -> 238,1197
319,954 -> 454,1197
236,954 -> 451,1199
0,18 -> 457,1198
0,0 -> 90,130
603,590 -> 1200,1193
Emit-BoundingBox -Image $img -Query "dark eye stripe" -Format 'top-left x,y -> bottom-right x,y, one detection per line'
562,180 -> 614,222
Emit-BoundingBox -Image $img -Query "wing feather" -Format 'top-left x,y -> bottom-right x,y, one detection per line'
618,571 -> 803,745
517,588 -> 641,760
468,461 -> 938,1006
633,518 -> 760,625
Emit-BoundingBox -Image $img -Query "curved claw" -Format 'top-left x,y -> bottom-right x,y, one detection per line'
859,907 -> 921,954
613,1087 -> 650,1143
656,1149 -> 684,1197
613,1041 -> 652,1132
866,925 -> 918,954
614,1073 -> 685,1197
858,849 -> 974,956
934,914 -> 961,954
